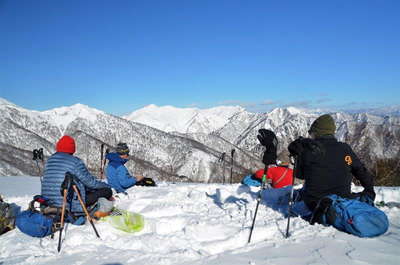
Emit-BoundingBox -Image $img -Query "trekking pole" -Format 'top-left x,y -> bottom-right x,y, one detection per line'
230,149 -> 235,184
71,185 -> 101,238
222,153 -> 226,184
32,149 -> 42,177
100,144 -> 104,178
57,188 -> 68,252
285,155 -> 299,238
38,148 -> 45,181
248,165 -> 268,243
100,146 -> 109,180
218,152 -> 226,184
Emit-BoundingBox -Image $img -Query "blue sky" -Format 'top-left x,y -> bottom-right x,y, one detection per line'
1,0 -> 399,115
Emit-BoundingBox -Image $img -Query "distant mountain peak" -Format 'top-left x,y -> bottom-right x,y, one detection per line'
43,103 -> 104,116
124,104 -> 247,134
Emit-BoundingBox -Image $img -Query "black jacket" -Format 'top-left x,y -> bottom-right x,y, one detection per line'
295,135 -> 375,210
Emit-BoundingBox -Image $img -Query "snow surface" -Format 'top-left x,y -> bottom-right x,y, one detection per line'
0,176 -> 399,265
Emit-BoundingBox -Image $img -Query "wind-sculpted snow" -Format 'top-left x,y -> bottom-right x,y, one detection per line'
0,176 -> 399,265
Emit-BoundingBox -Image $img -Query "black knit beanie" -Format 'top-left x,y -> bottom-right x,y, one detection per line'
116,142 -> 130,155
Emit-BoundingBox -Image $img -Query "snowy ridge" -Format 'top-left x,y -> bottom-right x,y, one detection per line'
124,104 -> 246,134
0,98 -> 19,108
344,105 -> 400,117
0,176 -> 399,265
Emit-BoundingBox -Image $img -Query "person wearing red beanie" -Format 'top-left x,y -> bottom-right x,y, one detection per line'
56,135 -> 76,154
41,135 -> 112,216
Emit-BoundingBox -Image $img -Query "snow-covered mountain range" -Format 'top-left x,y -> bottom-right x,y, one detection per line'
1,98 -> 399,181
126,103 -> 400,162
0,98 -> 260,181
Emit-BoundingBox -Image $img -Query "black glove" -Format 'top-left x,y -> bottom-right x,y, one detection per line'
257,129 -> 278,148
135,177 -> 157,187
364,189 -> 376,201
262,148 -> 277,165
350,189 -> 376,203
258,129 -> 278,165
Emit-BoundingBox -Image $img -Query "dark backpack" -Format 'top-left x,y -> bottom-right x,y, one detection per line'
0,196 -> 19,235
312,194 -> 389,238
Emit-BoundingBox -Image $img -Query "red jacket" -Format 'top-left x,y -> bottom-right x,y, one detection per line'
254,165 -> 293,188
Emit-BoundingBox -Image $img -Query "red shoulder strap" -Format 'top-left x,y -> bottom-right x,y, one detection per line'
273,168 -> 289,187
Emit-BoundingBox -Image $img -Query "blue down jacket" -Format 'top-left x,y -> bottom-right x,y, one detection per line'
106,153 -> 136,193
41,152 -> 110,214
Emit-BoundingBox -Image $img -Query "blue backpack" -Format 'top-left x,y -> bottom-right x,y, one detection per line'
15,195 -> 86,238
15,196 -> 58,238
16,210 -> 54,238
317,194 -> 389,238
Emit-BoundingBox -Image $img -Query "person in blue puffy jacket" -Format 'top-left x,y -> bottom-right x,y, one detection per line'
41,135 -> 112,215
105,143 -> 143,193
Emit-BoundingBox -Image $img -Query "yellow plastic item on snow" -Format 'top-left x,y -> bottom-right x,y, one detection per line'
103,210 -> 144,233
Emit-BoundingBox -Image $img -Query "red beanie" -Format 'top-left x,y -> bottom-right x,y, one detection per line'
56,135 -> 76,154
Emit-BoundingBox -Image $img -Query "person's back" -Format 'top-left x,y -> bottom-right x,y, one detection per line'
290,114 -> 375,210
42,152 -> 84,208
300,136 -> 355,207
41,136 -> 110,214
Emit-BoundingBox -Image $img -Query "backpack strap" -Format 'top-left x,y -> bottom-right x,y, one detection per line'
273,168 -> 289,187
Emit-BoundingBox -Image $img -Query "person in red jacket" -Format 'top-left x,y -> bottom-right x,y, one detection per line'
242,129 -> 293,188
253,163 -> 293,189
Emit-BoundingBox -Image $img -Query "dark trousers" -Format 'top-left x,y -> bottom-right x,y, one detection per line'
85,188 -> 112,206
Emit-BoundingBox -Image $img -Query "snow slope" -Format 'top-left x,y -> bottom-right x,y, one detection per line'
0,176 -> 399,265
